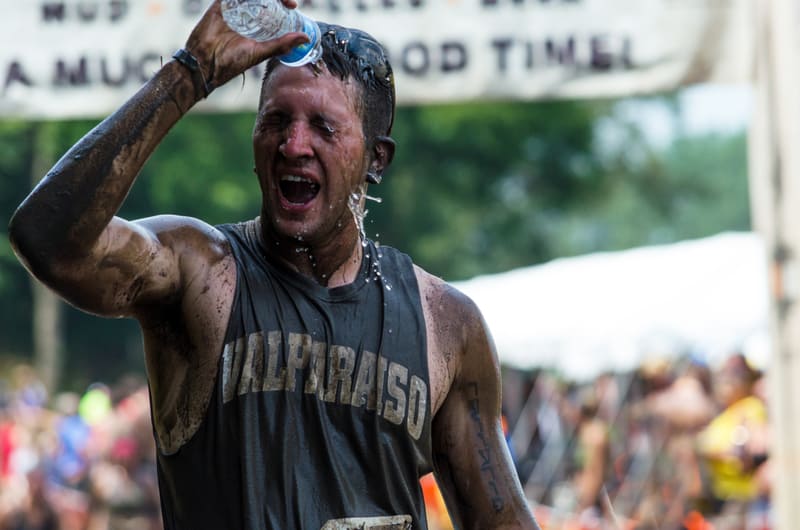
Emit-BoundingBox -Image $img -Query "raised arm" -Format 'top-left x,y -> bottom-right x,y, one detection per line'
430,286 -> 540,529
8,0 -> 307,317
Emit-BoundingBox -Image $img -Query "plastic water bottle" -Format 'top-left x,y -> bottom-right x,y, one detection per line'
220,0 -> 322,67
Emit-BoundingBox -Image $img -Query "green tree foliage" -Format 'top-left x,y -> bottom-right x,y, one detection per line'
139,113 -> 263,223
0,121 -> 36,357
372,100 -> 617,280
371,98 -> 749,280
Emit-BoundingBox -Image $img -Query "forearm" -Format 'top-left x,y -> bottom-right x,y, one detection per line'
9,60 -> 199,276
434,409 -> 539,530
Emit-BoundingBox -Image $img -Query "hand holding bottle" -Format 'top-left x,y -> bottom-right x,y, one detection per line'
221,0 -> 322,66
180,0 -> 310,96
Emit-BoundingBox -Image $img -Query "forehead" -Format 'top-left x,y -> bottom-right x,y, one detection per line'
260,64 -> 362,118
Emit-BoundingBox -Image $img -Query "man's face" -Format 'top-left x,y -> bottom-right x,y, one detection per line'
254,64 -> 368,244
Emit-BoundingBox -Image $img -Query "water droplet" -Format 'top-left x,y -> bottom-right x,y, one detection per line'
348,189 -> 368,244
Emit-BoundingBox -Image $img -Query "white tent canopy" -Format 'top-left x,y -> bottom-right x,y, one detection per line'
453,232 -> 770,381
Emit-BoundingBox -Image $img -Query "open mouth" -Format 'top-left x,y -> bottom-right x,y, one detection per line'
279,175 -> 320,205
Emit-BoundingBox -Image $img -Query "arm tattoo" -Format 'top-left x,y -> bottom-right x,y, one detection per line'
466,381 -> 506,513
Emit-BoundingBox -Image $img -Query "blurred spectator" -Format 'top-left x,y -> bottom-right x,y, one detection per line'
645,356 -> 715,432
637,356 -> 716,527
572,387 -> 611,527
86,381 -> 160,530
696,354 -> 769,530
50,393 -> 91,490
0,465 -> 59,530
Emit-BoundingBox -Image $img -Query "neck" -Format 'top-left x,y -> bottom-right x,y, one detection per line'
257,218 -> 364,288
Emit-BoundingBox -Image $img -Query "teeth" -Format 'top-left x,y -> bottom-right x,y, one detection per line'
282,175 -> 313,183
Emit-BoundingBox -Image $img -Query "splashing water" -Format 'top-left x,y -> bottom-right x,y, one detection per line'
348,186 -> 392,286
348,186 -> 384,246
348,188 -> 368,246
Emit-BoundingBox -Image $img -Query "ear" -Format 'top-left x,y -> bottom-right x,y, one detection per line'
366,135 -> 396,184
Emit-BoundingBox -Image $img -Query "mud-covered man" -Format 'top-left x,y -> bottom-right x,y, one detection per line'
9,1 -> 540,528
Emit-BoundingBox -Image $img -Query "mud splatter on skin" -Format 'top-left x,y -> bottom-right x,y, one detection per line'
9,63 -> 196,304
141,300 -> 222,452
136,246 -> 236,453
125,276 -> 146,304
417,276 -> 473,417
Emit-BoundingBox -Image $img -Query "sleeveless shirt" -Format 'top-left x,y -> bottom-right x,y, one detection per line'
155,220 -> 433,530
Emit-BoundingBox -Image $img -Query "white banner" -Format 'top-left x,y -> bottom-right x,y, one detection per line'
0,0 -> 753,119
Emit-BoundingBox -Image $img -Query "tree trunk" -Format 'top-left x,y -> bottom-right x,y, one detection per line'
30,122 -> 64,395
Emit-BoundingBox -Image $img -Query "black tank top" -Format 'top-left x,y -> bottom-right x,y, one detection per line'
156,220 -> 433,530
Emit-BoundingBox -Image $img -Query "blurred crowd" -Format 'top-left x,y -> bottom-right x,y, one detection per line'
501,351 -> 771,530
0,365 -> 160,530
423,352 -> 772,530
0,351 -> 772,530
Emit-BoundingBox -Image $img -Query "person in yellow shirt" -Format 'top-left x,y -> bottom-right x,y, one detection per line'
697,354 -> 769,529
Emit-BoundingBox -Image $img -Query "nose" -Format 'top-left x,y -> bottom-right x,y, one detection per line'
279,121 -> 314,159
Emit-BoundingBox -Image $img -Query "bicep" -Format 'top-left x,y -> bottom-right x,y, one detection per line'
48,215 -> 186,317
431,297 -> 538,529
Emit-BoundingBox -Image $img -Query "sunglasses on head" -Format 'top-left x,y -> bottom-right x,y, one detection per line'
318,23 -> 396,134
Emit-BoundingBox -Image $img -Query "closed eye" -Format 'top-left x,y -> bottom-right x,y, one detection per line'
312,117 -> 336,137
258,112 -> 289,132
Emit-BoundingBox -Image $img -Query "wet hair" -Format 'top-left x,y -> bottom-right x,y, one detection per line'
262,22 -> 396,149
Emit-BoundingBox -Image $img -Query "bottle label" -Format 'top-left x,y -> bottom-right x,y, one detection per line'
279,15 -> 321,67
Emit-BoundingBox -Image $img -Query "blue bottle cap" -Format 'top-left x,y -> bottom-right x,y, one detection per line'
280,14 -> 322,67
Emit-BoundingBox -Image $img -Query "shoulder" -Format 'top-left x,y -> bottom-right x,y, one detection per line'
128,214 -> 236,317
135,214 -> 232,257
414,265 -> 495,415
414,266 -> 483,323
139,214 -> 235,288
414,265 -> 486,346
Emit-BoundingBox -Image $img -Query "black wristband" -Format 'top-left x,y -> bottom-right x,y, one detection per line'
172,48 -> 211,98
